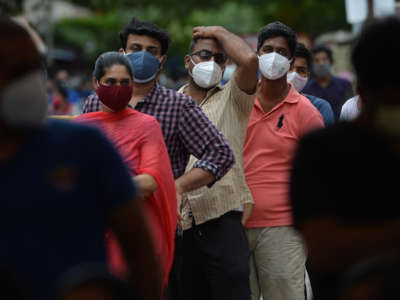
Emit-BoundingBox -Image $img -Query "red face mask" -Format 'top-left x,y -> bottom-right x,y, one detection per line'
96,83 -> 133,111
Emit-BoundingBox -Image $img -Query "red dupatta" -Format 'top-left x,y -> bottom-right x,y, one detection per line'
75,109 -> 177,288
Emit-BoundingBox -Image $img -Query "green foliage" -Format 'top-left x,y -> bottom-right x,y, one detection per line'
54,0 -> 350,70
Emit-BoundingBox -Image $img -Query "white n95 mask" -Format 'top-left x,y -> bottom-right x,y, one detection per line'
0,70 -> 48,128
287,71 -> 308,92
190,58 -> 223,89
259,52 -> 291,80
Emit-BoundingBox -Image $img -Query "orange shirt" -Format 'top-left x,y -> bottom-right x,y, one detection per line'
244,85 -> 324,228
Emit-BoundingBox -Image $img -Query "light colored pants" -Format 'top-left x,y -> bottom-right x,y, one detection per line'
246,226 -> 307,300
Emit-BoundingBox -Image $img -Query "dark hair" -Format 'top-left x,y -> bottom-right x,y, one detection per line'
0,18 -> 42,75
352,16 -> 400,93
294,43 -> 311,70
257,21 -> 297,58
188,38 -> 224,55
311,44 -> 333,64
93,51 -> 133,81
119,17 -> 171,55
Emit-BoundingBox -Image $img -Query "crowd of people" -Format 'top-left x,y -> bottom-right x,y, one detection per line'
1,11 -> 400,300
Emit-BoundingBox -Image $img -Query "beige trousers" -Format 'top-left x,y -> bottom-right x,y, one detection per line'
246,226 -> 307,300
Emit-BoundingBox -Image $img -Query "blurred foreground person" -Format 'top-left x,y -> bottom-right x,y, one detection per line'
54,264 -> 134,300
244,21 -> 324,300
0,19 -> 161,300
291,16 -> 400,300
75,52 -> 177,288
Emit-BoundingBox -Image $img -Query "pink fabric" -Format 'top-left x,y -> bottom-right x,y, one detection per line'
244,85 -> 324,228
75,108 -> 177,287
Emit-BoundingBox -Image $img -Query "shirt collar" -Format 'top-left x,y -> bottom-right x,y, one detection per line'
180,83 -> 223,106
140,82 -> 160,104
254,83 -> 299,113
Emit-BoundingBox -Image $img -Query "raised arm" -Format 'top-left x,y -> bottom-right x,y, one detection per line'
193,26 -> 259,95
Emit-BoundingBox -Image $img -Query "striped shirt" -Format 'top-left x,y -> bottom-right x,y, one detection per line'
82,84 -> 235,180
179,78 -> 255,229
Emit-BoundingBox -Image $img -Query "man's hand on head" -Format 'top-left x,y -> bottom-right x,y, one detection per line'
193,26 -> 224,40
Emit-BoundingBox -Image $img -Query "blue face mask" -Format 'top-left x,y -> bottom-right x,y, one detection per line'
126,51 -> 160,83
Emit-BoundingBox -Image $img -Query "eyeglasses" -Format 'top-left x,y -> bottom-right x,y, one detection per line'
191,49 -> 227,65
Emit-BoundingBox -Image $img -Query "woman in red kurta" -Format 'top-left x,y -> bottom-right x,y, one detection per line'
75,52 -> 176,288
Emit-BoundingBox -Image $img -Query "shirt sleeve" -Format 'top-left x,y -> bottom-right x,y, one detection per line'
178,96 -> 235,181
299,104 -> 325,137
319,102 -> 335,126
87,127 -> 137,218
82,93 -> 101,114
225,77 -> 256,115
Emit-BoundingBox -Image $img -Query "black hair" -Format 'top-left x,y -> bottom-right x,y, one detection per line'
257,21 -> 297,58
119,17 -> 171,55
0,17 -> 42,75
294,43 -> 311,70
311,44 -> 333,64
188,38 -> 224,55
93,51 -> 133,81
352,16 -> 400,93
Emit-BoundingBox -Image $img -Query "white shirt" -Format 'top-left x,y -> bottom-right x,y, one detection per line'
340,95 -> 360,121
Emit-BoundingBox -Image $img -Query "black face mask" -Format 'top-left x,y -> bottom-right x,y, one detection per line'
312,64 -> 332,78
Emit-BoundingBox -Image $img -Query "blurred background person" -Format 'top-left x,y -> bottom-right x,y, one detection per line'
340,95 -> 362,122
0,18 -> 161,300
75,51 -> 177,290
288,42 -> 335,127
302,44 -> 353,121
290,16 -> 400,300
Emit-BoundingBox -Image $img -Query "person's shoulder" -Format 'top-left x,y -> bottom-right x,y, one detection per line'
47,119 -> 104,143
333,76 -> 352,87
157,84 -> 196,106
301,122 -> 358,145
128,109 -> 160,127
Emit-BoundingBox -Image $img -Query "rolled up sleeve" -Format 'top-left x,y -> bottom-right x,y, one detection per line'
179,99 -> 235,181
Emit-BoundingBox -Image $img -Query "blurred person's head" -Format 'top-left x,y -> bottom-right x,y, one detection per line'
287,43 -> 311,92
0,265 -> 26,300
351,16 -> 400,135
119,17 -> 169,84
311,44 -> 334,79
54,265 -> 134,300
257,21 -> 297,81
184,36 -> 227,90
93,51 -> 134,112
55,69 -> 69,82
340,255 -> 400,300
0,18 -> 48,138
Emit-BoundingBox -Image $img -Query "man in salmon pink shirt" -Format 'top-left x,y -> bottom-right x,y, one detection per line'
243,22 -> 324,300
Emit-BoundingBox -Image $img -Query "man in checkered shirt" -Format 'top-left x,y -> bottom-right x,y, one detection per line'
82,18 -> 235,300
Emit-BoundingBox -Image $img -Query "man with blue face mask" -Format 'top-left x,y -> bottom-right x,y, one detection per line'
243,21 -> 324,300
82,17 -> 235,300
178,26 -> 258,300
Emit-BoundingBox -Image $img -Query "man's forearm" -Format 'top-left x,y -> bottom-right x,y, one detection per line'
211,26 -> 257,68
175,168 -> 216,195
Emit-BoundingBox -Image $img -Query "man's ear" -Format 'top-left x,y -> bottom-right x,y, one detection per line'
92,77 -> 99,91
184,55 -> 191,70
159,55 -> 167,70
119,48 -> 125,54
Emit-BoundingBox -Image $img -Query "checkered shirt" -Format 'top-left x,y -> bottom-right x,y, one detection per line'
82,84 -> 235,180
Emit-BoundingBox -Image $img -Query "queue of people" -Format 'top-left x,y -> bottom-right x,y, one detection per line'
2,11 -> 400,300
